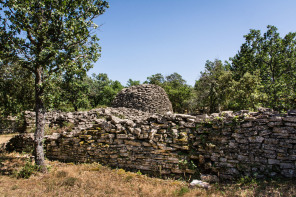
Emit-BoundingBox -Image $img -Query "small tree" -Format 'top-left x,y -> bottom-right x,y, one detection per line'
61,73 -> 91,111
145,72 -> 193,113
0,0 -> 109,171
88,73 -> 123,107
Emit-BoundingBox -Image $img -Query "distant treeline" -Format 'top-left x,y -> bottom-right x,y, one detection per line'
1,25 -> 295,116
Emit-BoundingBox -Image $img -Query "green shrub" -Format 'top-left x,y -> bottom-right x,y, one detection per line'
55,170 -> 68,178
62,177 -> 79,187
174,186 -> 190,196
16,161 -> 39,179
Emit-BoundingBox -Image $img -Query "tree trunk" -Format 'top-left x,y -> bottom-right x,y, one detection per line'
72,100 -> 78,111
34,67 -> 47,173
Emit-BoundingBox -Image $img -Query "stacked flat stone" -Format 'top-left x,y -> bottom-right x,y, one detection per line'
112,84 -> 173,114
7,108 -> 296,180
0,116 -> 23,134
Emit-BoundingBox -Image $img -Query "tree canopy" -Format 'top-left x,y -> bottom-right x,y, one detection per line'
229,25 -> 296,111
145,73 -> 193,113
0,0 -> 109,170
193,26 -> 296,113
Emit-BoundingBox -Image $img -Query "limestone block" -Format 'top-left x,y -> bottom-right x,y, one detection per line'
281,169 -> 295,178
241,122 -> 253,128
283,117 -> 296,122
225,167 -> 239,175
268,159 -> 279,165
280,163 -> 295,169
248,136 -> 264,143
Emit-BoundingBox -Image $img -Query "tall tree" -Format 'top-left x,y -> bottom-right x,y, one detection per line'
0,0 -> 108,171
228,71 -> 267,111
0,63 -> 35,116
144,73 -> 165,86
164,73 -> 193,113
88,73 -> 123,107
230,25 -> 296,110
194,60 -> 232,113
61,73 -> 90,111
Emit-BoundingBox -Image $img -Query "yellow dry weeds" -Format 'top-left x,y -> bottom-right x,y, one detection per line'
1,137 -> 296,197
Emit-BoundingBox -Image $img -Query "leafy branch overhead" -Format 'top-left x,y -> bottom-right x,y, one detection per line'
0,0 -> 108,78
0,0 -> 109,171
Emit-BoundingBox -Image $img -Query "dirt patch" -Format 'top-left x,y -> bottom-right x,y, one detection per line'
0,134 -> 18,144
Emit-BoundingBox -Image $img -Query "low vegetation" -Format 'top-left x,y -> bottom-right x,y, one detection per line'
0,149 -> 296,196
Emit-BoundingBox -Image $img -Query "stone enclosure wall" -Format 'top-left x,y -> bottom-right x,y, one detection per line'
0,117 -> 23,134
8,107 -> 296,180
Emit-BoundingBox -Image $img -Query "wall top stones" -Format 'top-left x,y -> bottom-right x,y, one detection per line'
7,107 -> 296,180
112,84 -> 173,114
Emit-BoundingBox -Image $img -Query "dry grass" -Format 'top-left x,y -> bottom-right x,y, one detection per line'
0,153 -> 200,197
0,153 -> 295,197
1,136 -> 296,197
0,134 -> 17,144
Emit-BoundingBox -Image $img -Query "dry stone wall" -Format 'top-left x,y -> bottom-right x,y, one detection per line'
8,108 -> 296,180
112,84 -> 173,114
0,117 -> 24,134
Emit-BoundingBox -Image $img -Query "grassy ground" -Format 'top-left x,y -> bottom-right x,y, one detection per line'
1,135 -> 296,197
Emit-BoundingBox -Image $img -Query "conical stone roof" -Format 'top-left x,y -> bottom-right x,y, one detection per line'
112,84 -> 173,114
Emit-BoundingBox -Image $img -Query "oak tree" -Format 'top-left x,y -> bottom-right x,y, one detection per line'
0,0 -> 108,171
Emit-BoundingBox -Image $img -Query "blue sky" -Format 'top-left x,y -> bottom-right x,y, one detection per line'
91,0 -> 296,86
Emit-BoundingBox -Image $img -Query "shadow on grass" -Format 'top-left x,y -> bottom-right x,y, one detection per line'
0,153 -> 29,175
210,178 -> 296,197
252,178 -> 296,197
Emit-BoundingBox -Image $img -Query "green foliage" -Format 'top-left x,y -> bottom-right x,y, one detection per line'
0,0 -> 109,79
16,161 -> 39,179
0,63 -> 35,116
193,26 -> 296,113
229,25 -> 296,111
194,59 -> 233,113
126,78 -> 140,87
0,0 -> 110,112
0,0 -> 109,169
144,73 -> 165,86
145,72 -> 193,113
178,158 -> 197,170
136,170 -> 142,175
61,74 -> 91,111
88,73 -> 124,107
238,176 -> 258,186
174,186 -> 190,196
228,71 -> 267,111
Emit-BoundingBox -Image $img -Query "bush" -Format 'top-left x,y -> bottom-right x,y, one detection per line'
174,186 -> 190,196
16,161 -> 39,179
62,177 -> 79,187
